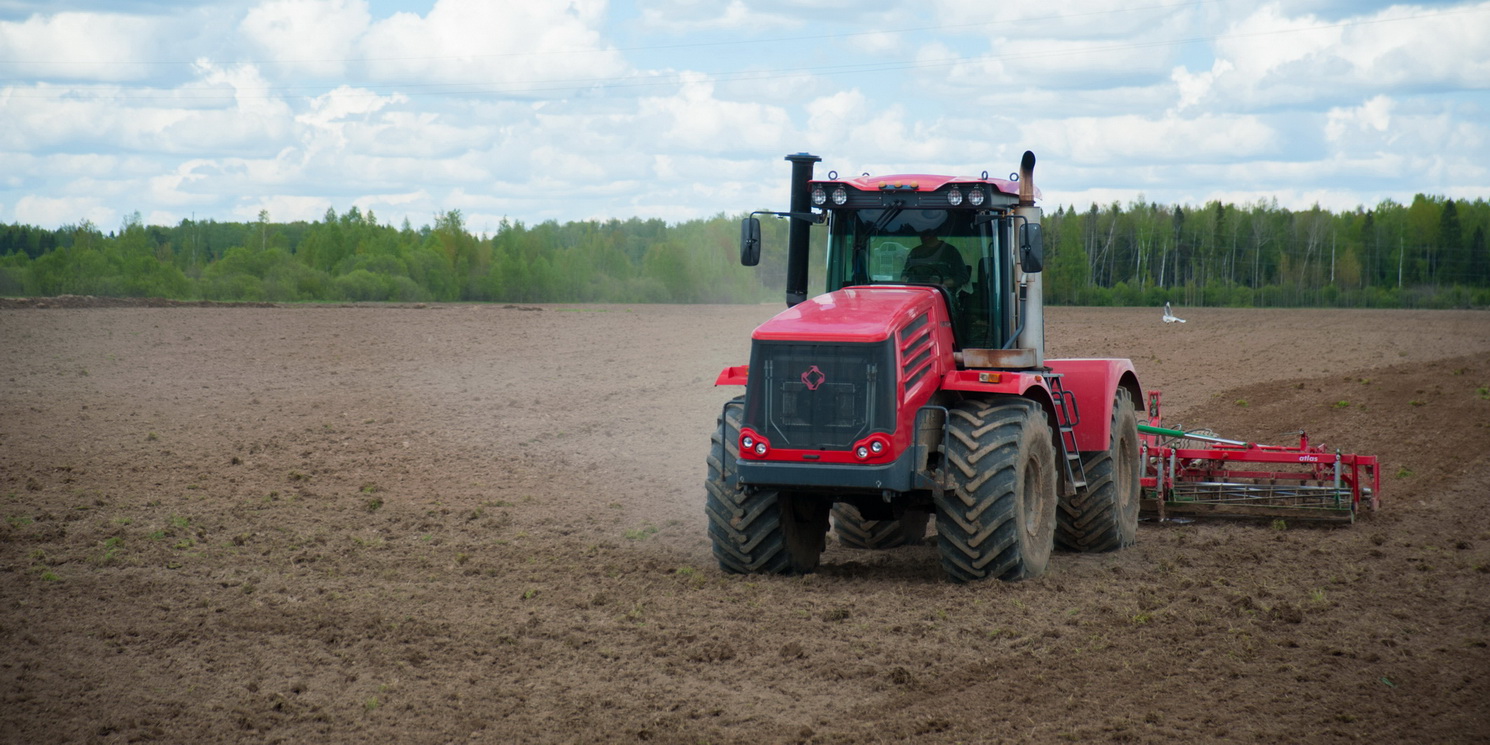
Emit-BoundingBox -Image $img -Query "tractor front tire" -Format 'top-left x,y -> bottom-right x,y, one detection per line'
935,398 -> 1057,582
705,399 -> 829,574
832,504 -> 930,549
1056,388 -> 1140,552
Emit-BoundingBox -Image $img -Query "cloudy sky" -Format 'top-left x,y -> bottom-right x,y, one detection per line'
2,0 -> 1487,232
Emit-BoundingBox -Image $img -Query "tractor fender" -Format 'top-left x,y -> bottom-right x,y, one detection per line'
940,370 -> 1061,441
1044,358 -> 1142,452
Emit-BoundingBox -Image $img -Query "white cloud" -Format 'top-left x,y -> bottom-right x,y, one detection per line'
1332,2 -> 1490,88
295,85 -> 409,151
636,73 -> 794,153
804,89 -> 868,143
637,0 -> 802,33
1325,95 -> 1394,145
714,69 -> 826,108
0,63 -> 293,156
930,0 -> 1190,36
1181,2 -> 1490,110
358,0 -> 627,90
300,85 -> 405,126
241,0 -> 372,77
1314,95 -> 1489,196
147,159 -> 225,209
800,92 -> 1006,170
1172,60 -> 1235,112
847,31 -> 902,55
13,194 -> 116,227
343,110 -> 488,158
0,11 -> 162,82
1024,113 -> 1278,165
230,194 -> 335,224
948,36 -> 1177,90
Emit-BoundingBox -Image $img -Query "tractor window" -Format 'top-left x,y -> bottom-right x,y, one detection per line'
825,209 -> 1008,349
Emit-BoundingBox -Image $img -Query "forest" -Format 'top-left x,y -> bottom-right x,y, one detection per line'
1,194 -> 1486,308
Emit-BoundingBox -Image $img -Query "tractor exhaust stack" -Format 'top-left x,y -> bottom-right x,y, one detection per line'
1014,151 -> 1045,365
783,153 -> 821,307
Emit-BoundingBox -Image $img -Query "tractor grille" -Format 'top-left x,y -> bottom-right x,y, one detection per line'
744,340 -> 897,451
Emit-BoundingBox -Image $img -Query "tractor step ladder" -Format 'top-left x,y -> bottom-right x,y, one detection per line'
1048,374 -> 1087,490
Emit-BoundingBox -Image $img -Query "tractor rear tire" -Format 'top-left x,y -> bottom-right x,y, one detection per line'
1057,388 -> 1140,552
705,398 -> 829,574
935,398 -> 1057,582
832,504 -> 930,549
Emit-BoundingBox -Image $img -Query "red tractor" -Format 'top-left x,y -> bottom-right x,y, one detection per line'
707,151 -> 1143,582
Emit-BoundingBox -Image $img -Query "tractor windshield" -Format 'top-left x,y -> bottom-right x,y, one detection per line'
825,208 -> 1009,349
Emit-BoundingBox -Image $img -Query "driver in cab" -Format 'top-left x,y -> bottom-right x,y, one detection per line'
902,230 -> 969,290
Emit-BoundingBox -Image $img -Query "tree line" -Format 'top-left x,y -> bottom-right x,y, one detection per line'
0,208 -> 780,305
1041,194 -> 1489,309
1,195 -> 1486,308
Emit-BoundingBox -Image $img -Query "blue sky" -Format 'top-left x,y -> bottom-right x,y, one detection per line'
1,0 -> 1487,233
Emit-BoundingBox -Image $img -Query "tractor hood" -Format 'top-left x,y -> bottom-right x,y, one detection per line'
752,286 -> 942,344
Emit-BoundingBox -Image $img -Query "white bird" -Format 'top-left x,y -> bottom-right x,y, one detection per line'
1163,302 -> 1186,323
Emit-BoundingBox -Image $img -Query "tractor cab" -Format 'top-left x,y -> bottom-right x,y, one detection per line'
824,202 -> 1014,351
742,162 -> 1045,360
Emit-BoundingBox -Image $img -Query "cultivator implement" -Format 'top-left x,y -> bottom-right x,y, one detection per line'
1139,392 -> 1380,524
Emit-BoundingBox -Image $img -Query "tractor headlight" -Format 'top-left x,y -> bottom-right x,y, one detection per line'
741,429 -> 770,457
946,187 -> 963,206
968,187 -> 985,206
851,435 -> 889,461
811,185 -> 827,206
831,185 -> 848,205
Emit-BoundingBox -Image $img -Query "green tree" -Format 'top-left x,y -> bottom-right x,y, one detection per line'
1439,200 -> 1467,285
1471,225 -> 1488,286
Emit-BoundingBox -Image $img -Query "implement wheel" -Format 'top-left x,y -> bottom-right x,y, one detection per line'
832,504 -> 930,549
1057,388 -> 1140,552
705,398 -> 829,574
935,398 -> 1057,582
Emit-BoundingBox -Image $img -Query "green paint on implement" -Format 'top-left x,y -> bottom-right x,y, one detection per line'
1137,424 -> 1246,447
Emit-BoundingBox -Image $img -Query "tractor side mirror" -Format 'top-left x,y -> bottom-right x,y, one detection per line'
740,217 -> 762,266
1019,222 -> 1044,273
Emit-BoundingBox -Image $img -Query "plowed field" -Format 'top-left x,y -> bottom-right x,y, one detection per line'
3,302 -> 1488,744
